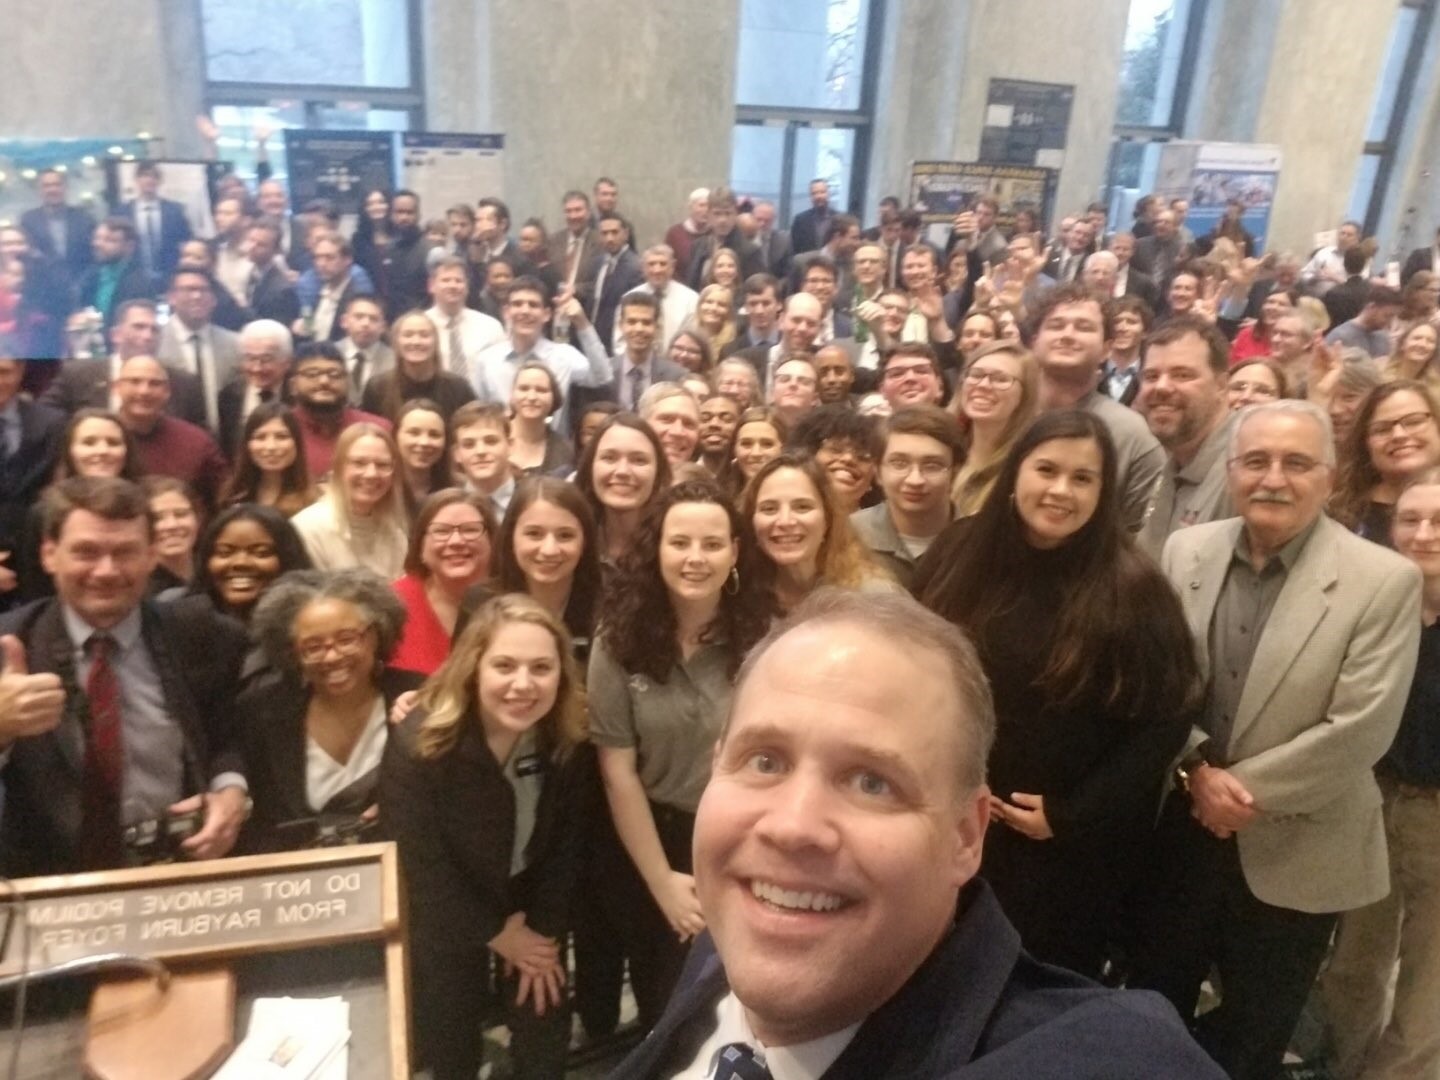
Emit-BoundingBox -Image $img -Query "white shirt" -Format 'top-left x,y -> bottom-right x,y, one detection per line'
1113,264 -> 1130,298
214,244 -> 254,307
306,698 -> 388,812
674,992 -> 860,1080
168,323 -> 223,432
427,306 -> 506,384
613,280 -> 699,352
474,331 -> 612,433
312,281 -> 347,342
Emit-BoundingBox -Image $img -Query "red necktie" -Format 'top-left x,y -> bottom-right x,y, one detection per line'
81,633 -> 126,867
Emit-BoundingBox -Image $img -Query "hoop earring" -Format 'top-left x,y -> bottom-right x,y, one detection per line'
725,566 -> 740,596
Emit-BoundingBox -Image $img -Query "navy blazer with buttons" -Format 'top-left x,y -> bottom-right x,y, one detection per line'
608,880 -> 1225,1080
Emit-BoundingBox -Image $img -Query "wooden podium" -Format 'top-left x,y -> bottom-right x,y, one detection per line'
0,843 -> 409,1079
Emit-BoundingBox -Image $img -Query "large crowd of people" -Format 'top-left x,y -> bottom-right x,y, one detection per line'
2,157 -> 1440,1080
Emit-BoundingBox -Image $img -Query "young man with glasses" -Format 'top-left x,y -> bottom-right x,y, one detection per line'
878,343 -> 945,412
288,342 -> 390,479
850,405 -> 960,589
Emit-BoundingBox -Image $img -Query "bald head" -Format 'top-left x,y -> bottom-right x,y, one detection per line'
113,355 -> 171,429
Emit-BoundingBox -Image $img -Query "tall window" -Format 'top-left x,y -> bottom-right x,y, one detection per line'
200,0 -> 423,181
1347,0 -> 1435,235
1105,0 -> 1206,226
730,0 -> 882,223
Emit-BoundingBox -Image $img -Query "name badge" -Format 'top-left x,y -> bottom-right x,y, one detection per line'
514,754 -> 544,778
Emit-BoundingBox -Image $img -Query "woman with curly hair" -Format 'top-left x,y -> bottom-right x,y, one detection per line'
382,593 -> 594,1080
1330,380 -> 1440,547
587,477 -> 770,1029
741,450 -> 898,611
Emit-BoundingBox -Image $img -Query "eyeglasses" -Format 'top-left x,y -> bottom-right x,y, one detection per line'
883,363 -> 935,382
883,456 -> 951,477
1366,411 -> 1434,440
963,368 -> 1018,390
295,367 -> 346,382
1228,452 -> 1325,477
296,628 -> 370,664
1227,381 -> 1279,399
819,442 -> 874,465
427,523 -> 487,543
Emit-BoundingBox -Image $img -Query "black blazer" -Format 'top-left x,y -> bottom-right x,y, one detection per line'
76,260 -> 158,324
0,595 -> 249,876
120,198 -> 193,279
39,359 -> 208,430
1042,249 -> 1088,284
248,263 -> 302,327
610,880 -> 1224,1080
790,206 -> 830,255
236,666 -> 424,853
589,248 -> 645,353
1120,266 -> 1161,311
380,708 -> 599,951
686,231 -> 766,292
20,205 -> 96,277
0,400 -> 64,552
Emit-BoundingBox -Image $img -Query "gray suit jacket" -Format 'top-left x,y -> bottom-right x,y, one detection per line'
1161,516 -> 1421,912
157,320 -> 242,397
335,337 -> 396,406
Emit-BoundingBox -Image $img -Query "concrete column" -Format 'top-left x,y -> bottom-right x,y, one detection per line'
1251,0 -> 1399,253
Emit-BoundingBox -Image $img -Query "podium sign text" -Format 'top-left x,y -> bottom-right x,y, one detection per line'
0,850 -> 388,975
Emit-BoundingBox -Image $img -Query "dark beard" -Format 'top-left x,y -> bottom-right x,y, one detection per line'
299,395 -> 345,430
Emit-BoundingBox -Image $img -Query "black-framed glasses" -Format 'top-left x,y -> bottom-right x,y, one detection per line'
296,627 -> 370,664
1366,411 -> 1434,440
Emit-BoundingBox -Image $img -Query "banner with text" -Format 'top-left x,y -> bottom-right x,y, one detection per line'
909,160 -> 1058,246
283,131 -> 396,218
401,133 -> 505,212
1156,141 -> 1282,252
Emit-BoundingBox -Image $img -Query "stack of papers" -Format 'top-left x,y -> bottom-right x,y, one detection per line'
212,996 -> 350,1079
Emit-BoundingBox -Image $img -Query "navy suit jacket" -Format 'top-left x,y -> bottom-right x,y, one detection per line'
590,248 -> 645,355
609,881 -> 1224,1080
121,198 -> 193,279
0,399 -> 64,552
791,207 -> 831,255
19,205 -> 96,277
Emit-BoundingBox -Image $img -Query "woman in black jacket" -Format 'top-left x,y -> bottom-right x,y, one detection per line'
381,592 -> 595,1080
914,410 -> 1202,978
239,567 -> 417,852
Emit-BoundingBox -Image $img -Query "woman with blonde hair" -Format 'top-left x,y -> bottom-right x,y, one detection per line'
291,422 -> 409,577
1387,321 -> 1440,391
950,340 -> 1041,515
693,283 -> 737,353
381,593 -> 595,1080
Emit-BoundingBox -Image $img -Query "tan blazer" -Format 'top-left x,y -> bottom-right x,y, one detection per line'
1161,515 -> 1421,913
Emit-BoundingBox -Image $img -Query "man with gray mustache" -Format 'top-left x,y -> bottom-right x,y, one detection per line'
1129,400 -> 1421,1079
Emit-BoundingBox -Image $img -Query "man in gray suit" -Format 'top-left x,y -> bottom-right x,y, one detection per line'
1130,399 -> 1421,1080
334,294 -> 395,407
156,268 -> 241,434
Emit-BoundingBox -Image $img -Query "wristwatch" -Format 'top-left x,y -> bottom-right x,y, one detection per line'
1174,741 -> 1212,794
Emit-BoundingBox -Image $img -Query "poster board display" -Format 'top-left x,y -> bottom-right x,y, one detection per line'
104,158 -> 228,240
284,130 -> 397,218
909,160 -> 1058,247
980,78 -> 1075,170
1156,141 -> 1282,251
400,133 -> 505,212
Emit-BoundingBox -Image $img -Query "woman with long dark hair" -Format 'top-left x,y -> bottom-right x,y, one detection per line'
393,398 -> 452,520
914,410 -> 1201,977
218,402 -> 317,517
587,478 -> 769,1028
